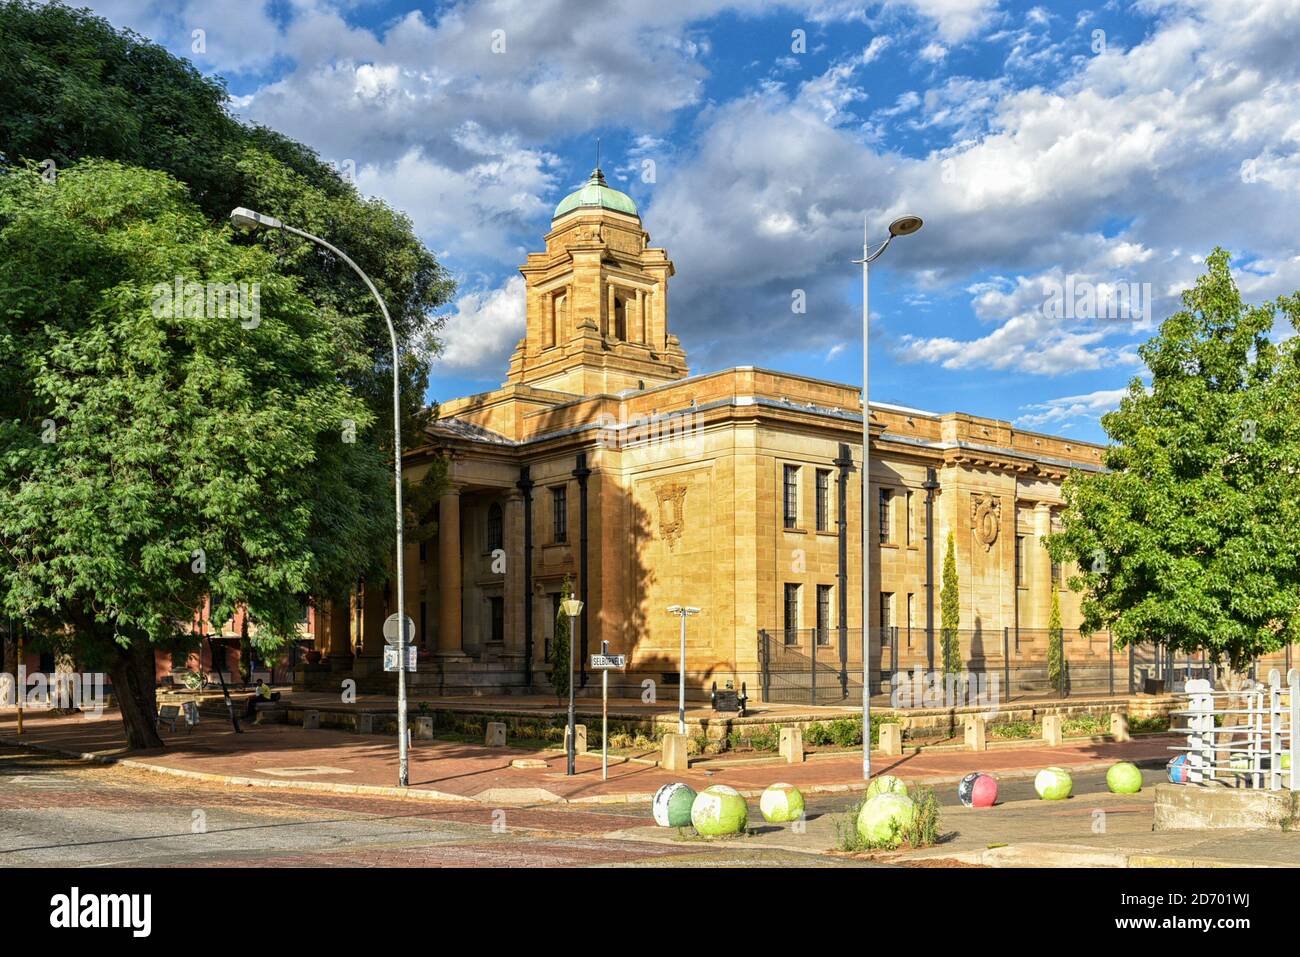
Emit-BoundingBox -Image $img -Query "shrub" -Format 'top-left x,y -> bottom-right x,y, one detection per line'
1127,714 -> 1170,734
828,717 -> 861,748
804,722 -> 832,746
989,720 -> 1038,739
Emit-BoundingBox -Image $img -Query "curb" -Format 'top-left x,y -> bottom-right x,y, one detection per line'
0,734 -> 1169,809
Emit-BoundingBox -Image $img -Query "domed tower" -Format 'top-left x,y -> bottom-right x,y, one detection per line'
505,167 -> 689,395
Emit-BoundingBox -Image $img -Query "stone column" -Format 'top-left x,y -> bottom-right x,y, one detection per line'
636,288 -> 647,343
504,490 -> 525,656
606,282 -> 616,339
437,486 -> 463,655
324,598 -> 352,660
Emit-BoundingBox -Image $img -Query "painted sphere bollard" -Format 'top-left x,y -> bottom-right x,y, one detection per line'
1106,761 -> 1142,794
690,785 -> 748,836
957,772 -> 998,808
1034,766 -> 1073,800
864,774 -> 908,800
652,782 -> 696,828
856,792 -> 916,847
759,783 -> 805,823
1167,754 -> 1189,784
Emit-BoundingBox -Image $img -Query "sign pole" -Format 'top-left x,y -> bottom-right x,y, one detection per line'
602,641 -> 609,781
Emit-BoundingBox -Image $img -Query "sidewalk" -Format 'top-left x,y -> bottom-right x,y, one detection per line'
0,709 -> 1176,806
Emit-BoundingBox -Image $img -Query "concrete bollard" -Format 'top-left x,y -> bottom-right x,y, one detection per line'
564,723 -> 588,755
1111,712 -> 1131,742
779,726 -> 805,764
303,710 -> 320,730
964,715 -> 986,752
879,723 -> 904,756
414,716 -> 434,740
484,721 -> 507,747
1042,714 -> 1063,746
661,733 -> 689,771
357,713 -> 374,734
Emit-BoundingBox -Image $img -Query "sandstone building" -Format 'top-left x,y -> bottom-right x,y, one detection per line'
309,168 -> 1113,701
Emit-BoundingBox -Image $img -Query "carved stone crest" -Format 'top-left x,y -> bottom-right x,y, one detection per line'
970,494 -> 1001,551
654,481 -> 688,548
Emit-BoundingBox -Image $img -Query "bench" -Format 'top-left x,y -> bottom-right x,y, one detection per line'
157,705 -> 181,733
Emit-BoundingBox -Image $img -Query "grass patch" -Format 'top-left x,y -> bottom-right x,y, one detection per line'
988,720 -> 1038,739
834,783 -> 942,852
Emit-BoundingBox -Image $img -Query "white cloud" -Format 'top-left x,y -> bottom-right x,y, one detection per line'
434,275 -> 527,373
1015,387 -> 1131,429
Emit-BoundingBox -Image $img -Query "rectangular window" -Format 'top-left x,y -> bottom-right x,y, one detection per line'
487,502 -> 504,552
878,489 -> 892,544
489,596 -> 505,643
815,469 -> 830,532
1016,535 -> 1026,586
816,584 -> 832,645
905,491 -> 914,545
906,593 -> 915,640
420,600 -> 427,643
783,465 -> 799,529
880,592 -> 893,646
1051,558 -> 1062,586
419,540 -> 427,563
783,583 -> 800,643
552,486 -> 568,543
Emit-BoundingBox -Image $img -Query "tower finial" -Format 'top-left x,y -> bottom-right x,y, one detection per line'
596,137 -> 601,171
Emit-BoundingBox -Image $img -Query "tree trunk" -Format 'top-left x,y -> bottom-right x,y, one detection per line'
108,636 -> 164,750
239,615 -> 251,688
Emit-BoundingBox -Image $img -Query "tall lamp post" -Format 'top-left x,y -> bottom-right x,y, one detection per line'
852,214 -> 923,782
666,605 -> 701,735
229,207 -> 412,788
561,594 -> 585,775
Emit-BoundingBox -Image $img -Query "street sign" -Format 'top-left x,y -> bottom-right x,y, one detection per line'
383,614 -> 416,646
590,654 -> 626,670
383,646 -> 417,672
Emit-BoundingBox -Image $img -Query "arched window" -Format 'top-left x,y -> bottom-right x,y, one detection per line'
487,502 -> 503,552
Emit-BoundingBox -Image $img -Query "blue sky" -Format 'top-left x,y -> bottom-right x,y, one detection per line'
80,0 -> 1300,443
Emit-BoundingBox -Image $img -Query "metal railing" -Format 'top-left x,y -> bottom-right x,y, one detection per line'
1169,669 -> 1298,789
757,627 -> 1247,706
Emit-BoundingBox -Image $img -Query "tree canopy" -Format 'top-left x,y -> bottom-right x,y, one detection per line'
1046,249 -> 1300,670
0,160 -> 395,744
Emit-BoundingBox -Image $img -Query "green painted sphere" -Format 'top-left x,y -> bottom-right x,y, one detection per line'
865,774 -> 908,800
1034,766 -> 1073,800
652,782 -> 697,827
856,792 -> 916,847
759,783 -> 805,823
1106,761 -> 1142,794
691,785 -> 748,836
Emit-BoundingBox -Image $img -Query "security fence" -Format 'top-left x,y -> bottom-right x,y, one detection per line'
758,626 -> 1241,706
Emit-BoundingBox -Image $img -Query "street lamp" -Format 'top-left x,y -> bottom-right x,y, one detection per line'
560,595 -> 585,775
852,214 -> 923,782
666,605 -> 701,735
229,206 -> 412,788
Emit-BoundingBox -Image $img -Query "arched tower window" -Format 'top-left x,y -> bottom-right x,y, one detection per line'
487,502 -> 503,552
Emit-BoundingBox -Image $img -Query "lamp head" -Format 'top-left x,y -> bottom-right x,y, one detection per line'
888,215 -> 924,237
561,598 -> 584,618
229,207 -> 283,231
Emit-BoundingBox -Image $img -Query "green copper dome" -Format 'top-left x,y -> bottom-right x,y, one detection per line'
552,168 -> 639,220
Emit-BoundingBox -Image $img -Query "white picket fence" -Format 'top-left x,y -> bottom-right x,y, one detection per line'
1169,669 -> 1299,790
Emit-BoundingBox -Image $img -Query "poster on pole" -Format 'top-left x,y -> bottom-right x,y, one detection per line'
383,646 -> 418,672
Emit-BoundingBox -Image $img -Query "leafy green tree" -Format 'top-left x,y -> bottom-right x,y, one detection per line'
1047,584 -> 1065,695
1047,249 -> 1300,670
0,0 -> 455,580
940,533 -> 961,675
550,576 -> 575,704
0,161 -> 393,746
